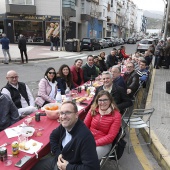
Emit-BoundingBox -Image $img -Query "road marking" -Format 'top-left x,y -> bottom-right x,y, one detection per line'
65,54 -> 87,59
130,129 -> 153,170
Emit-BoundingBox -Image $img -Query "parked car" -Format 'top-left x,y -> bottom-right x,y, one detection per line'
97,38 -> 109,48
127,37 -> 136,44
136,39 -> 157,53
115,38 -> 120,46
119,38 -> 124,45
104,37 -> 116,47
81,38 -> 101,51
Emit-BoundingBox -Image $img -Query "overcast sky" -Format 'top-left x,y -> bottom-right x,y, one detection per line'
132,0 -> 165,12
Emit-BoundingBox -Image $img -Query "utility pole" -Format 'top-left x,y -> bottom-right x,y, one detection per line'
163,0 -> 170,40
60,0 -> 62,51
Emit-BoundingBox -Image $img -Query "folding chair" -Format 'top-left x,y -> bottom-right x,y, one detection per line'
100,127 -> 125,170
123,108 -> 155,153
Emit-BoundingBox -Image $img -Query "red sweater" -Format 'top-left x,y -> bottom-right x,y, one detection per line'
84,108 -> 121,146
120,49 -> 129,59
70,65 -> 84,87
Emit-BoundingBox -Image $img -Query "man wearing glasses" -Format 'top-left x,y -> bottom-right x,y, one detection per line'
31,101 -> 99,170
1,70 -> 37,117
94,71 -> 132,113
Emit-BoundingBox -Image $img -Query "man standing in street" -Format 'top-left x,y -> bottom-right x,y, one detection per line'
18,34 -> 28,63
0,33 -> 11,64
164,37 -> 170,69
1,70 -> 37,117
31,101 -> 100,170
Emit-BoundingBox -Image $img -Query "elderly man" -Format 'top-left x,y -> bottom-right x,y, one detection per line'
18,34 -> 28,63
31,101 -> 99,170
123,62 -> 139,98
1,70 -> 37,117
111,66 -> 126,90
106,50 -> 118,69
0,33 -> 11,64
94,71 -> 132,113
0,92 -> 19,131
82,55 -> 98,82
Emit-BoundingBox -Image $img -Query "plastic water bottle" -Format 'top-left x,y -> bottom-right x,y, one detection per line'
55,89 -> 62,103
65,87 -> 72,101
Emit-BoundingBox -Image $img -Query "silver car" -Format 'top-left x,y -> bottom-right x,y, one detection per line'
136,39 -> 156,53
97,38 -> 109,48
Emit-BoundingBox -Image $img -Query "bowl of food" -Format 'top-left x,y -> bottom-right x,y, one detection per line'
43,103 -> 61,119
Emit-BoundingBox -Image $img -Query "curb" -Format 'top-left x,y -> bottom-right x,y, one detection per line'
0,56 -> 59,63
142,69 -> 170,170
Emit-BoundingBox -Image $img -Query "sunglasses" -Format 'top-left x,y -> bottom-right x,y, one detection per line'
48,72 -> 56,75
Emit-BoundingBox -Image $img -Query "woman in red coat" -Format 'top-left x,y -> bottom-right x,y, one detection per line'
120,46 -> 129,59
70,59 -> 84,87
84,90 -> 121,159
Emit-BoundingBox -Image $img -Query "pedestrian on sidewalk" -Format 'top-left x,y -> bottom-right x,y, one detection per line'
53,35 -> 60,51
50,34 -> 54,51
0,33 -> 11,64
18,34 -> 28,63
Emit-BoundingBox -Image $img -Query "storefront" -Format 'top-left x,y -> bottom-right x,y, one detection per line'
0,14 -> 60,45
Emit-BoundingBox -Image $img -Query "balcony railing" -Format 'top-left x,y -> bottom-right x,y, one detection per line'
7,0 -> 34,5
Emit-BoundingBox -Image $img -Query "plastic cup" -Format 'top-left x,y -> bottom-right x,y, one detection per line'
4,155 -> 13,166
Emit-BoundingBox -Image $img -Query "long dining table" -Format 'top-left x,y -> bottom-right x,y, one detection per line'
0,89 -> 94,170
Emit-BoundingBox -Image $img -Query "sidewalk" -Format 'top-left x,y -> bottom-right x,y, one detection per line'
0,44 -> 80,63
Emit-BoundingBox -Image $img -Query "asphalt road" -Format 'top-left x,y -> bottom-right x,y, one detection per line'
0,44 -> 162,170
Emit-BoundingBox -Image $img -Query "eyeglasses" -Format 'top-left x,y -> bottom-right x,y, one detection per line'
60,111 -> 74,116
7,76 -> 18,79
48,72 -> 56,75
98,99 -> 109,103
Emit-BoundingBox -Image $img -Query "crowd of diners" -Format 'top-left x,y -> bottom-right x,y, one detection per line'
0,45 -> 153,169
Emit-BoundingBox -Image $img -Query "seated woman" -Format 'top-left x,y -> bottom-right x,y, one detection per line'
56,64 -> 74,95
84,90 -> 121,160
35,67 -> 57,107
70,59 -> 84,87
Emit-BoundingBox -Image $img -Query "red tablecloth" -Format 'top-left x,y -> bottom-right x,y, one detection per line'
0,89 -> 92,170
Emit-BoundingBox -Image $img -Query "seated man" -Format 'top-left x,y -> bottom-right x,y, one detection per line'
106,50 -> 118,69
136,60 -> 149,87
0,92 -> 19,131
1,70 -> 37,117
82,55 -> 98,82
111,65 -> 127,90
123,62 -> 139,98
94,71 -> 132,113
31,101 -> 99,170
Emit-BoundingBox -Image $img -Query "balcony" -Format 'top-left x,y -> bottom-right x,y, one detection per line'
6,4 -> 36,14
63,0 -> 76,17
81,14 -> 91,21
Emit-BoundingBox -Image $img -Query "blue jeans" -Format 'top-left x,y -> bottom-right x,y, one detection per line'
50,42 -> 54,50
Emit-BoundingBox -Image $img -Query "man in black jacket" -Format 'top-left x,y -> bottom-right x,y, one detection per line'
123,62 -> 139,98
94,71 -> 132,113
31,101 -> 99,170
106,50 -> 118,69
18,34 -> 28,63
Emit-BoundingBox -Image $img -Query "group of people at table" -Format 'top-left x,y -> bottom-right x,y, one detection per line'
0,47 -> 151,169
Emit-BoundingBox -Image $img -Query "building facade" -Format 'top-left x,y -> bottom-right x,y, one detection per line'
0,0 -> 142,44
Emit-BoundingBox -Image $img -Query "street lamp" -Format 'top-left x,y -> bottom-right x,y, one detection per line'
60,0 -> 62,51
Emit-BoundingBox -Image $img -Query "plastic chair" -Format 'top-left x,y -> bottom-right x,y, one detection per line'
123,108 -> 155,153
100,127 -> 125,170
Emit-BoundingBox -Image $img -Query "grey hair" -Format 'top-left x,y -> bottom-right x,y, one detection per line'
20,34 -> 24,38
112,65 -> 121,73
102,71 -> 113,79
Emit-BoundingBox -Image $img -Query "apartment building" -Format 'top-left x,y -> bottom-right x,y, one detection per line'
0,0 -> 141,44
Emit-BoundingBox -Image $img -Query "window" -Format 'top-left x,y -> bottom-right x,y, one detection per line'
111,0 -> 113,7
14,21 -> 44,43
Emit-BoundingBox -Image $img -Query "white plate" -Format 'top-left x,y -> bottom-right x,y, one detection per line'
19,139 -> 43,154
21,127 -> 35,137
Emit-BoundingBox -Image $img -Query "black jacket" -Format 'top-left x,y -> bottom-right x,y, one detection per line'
50,119 -> 100,170
123,70 -> 139,97
98,57 -> 107,72
18,37 -> 27,50
106,54 -> 118,69
82,63 -> 98,82
94,84 -> 132,113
